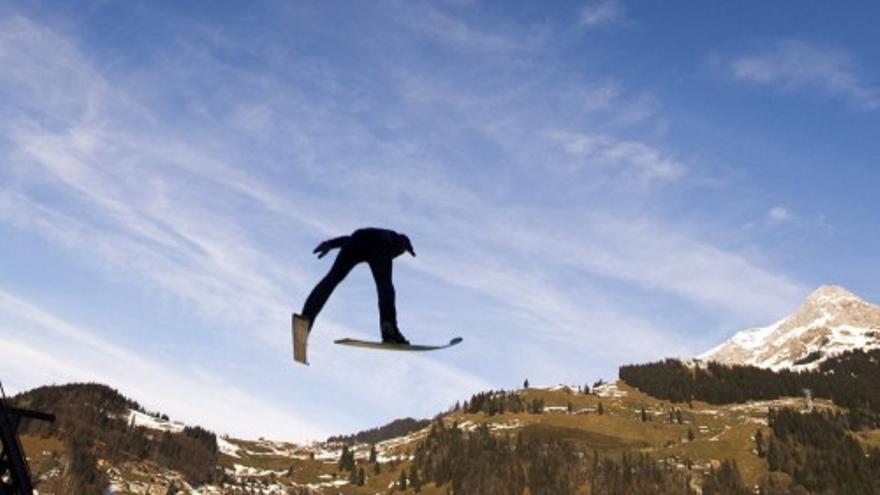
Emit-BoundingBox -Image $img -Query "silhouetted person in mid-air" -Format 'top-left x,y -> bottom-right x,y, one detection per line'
294,227 -> 415,345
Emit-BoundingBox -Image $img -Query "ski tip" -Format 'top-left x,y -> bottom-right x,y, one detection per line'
450,337 -> 463,345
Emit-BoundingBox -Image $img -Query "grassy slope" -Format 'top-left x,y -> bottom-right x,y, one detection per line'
216,382 -> 838,493
19,435 -> 66,494
21,381 -> 869,494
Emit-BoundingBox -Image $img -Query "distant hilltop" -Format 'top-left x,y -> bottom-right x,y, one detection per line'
699,285 -> 880,370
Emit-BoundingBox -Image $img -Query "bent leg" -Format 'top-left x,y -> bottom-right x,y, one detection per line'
301,251 -> 358,327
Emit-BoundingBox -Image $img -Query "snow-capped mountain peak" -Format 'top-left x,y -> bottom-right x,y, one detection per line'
699,285 -> 880,370
805,285 -> 860,306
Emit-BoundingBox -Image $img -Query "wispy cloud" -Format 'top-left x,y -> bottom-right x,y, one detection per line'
547,131 -> 685,183
570,216 -> 805,319
0,289 -> 324,440
439,209 -> 806,324
729,40 -> 879,110
578,0 -> 625,28
400,5 -> 518,51
768,206 -> 791,223
581,81 -> 622,111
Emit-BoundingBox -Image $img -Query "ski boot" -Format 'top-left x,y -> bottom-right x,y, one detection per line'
381,321 -> 410,345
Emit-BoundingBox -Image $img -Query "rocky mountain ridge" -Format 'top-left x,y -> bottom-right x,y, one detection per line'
699,285 -> 880,370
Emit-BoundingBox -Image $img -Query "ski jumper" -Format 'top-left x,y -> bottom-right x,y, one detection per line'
301,228 -> 414,336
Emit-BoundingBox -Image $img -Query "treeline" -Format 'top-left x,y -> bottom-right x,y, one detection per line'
413,420 -> 585,495
12,383 -> 219,492
411,420 -> 750,495
762,408 -> 880,494
619,349 -> 880,427
594,454 -> 750,495
327,417 -> 430,445
462,390 -> 546,415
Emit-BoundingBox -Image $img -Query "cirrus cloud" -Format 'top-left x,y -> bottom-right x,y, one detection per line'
729,40 -> 879,110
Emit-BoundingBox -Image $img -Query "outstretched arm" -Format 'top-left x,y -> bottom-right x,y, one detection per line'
313,236 -> 349,259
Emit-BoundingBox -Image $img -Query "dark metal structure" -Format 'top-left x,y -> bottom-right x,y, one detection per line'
0,381 -> 54,495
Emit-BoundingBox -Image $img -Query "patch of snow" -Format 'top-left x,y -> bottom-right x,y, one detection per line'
594,382 -> 627,398
373,424 -> 430,453
126,409 -> 185,433
239,438 -> 302,458
457,420 -> 476,431
218,437 -> 241,458
489,420 -> 523,431
452,419 -> 522,434
305,479 -> 349,490
230,464 -> 287,478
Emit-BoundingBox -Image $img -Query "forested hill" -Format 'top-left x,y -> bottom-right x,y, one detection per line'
327,417 -> 431,446
614,350 -> 880,493
619,348 -> 880,428
13,382 -> 141,420
11,382 -> 218,493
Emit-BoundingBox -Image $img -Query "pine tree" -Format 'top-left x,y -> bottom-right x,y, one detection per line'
703,460 -> 748,495
766,438 -> 780,471
640,407 -> 648,422
410,466 -> 422,492
754,429 -> 766,458
688,428 -> 695,442
529,398 -> 544,414
338,445 -> 349,471
597,402 -> 604,415
373,461 -> 381,475
357,467 -> 366,486
524,378 -> 529,389
369,444 -> 377,463
567,401 -> 573,414
398,469 -> 408,491
338,445 -> 355,472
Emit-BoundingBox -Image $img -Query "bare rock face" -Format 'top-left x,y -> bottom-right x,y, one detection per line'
699,285 -> 880,370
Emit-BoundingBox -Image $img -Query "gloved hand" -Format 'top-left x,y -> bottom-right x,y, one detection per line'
313,241 -> 332,259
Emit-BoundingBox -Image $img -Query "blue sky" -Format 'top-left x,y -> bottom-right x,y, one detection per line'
1,0 -> 878,441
